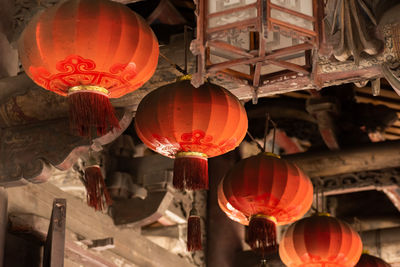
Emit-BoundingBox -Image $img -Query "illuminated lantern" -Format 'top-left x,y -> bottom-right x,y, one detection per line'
135,79 -> 247,251
217,181 -> 248,226
135,79 -> 248,191
18,0 -> 159,136
219,153 -> 313,254
356,254 -> 391,267
279,214 -> 363,267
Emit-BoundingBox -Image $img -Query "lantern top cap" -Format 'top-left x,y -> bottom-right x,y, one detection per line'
176,75 -> 211,84
177,74 -> 192,81
261,152 -> 281,158
313,212 -> 331,217
362,249 -> 370,255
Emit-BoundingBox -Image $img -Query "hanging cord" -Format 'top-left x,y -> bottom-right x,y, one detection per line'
247,131 -> 265,152
159,52 -> 188,75
192,191 -> 197,207
315,185 -> 319,213
184,25 -> 193,74
247,114 -> 278,154
270,119 -> 277,154
159,25 -> 193,77
263,114 -> 270,152
78,148 -> 95,182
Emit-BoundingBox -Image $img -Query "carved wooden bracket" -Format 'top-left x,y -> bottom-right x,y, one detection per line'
0,109 -> 133,187
0,74 -> 135,186
313,168 -> 400,195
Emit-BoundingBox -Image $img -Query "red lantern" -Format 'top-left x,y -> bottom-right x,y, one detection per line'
18,0 -> 159,136
219,153 -> 313,254
279,214 -> 363,267
218,181 -> 248,226
356,254 -> 391,267
135,79 -> 247,251
135,79 -> 248,191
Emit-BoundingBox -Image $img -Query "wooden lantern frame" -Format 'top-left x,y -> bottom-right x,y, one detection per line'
191,0 -> 325,100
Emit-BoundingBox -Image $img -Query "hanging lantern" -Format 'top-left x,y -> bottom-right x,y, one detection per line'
279,214 -> 363,267
219,153 -> 313,254
217,181 -> 248,226
18,0 -> 159,137
135,79 -> 247,251
356,253 -> 391,267
135,79 -> 248,191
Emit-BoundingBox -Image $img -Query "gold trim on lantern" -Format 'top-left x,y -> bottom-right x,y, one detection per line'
362,249 -> 371,255
314,212 -> 331,217
250,214 -> 277,224
263,152 -> 281,158
176,74 -> 192,81
68,85 -> 109,96
176,151 -> 207,159
362,249 -> 370,255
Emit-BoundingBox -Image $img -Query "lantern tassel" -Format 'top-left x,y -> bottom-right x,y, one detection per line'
68,90 -> 120,137
248,215 -> 277,255
83,166 -> 112,211
173,152 -> 208,190
187,207 -> 202,251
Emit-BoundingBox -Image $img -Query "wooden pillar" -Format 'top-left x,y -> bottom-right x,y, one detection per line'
0,188 -> 7,267
207,151 -> 245,267
0,0 -> 18,78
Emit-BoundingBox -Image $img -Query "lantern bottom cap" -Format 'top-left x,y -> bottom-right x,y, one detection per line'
175,151 -> 208,159
68,85 -> 109,96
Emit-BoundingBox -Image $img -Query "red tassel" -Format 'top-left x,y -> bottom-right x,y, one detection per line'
187,208 -> 202,251
173,152 -> 208,190
248,215 -> 277,255
83,166 -> 112,211
68,91 -> 120,137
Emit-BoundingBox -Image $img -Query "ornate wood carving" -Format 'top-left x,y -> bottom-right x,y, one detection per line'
326,0 -> 382,65
313,168 -> 400,195
380,17 -> 400,95
314,168 -> 400,212
0,109 -> 133,187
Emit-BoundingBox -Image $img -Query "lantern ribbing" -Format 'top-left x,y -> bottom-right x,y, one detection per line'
279,214 -> 363,267
219,153 -> 313,255
18,0 -> 159,137
135,80 -> 248,191
135,79 -> 248,251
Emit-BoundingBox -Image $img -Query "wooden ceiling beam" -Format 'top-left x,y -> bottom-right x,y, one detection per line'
285,140 -> 400,178
7,182 -> 195,267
